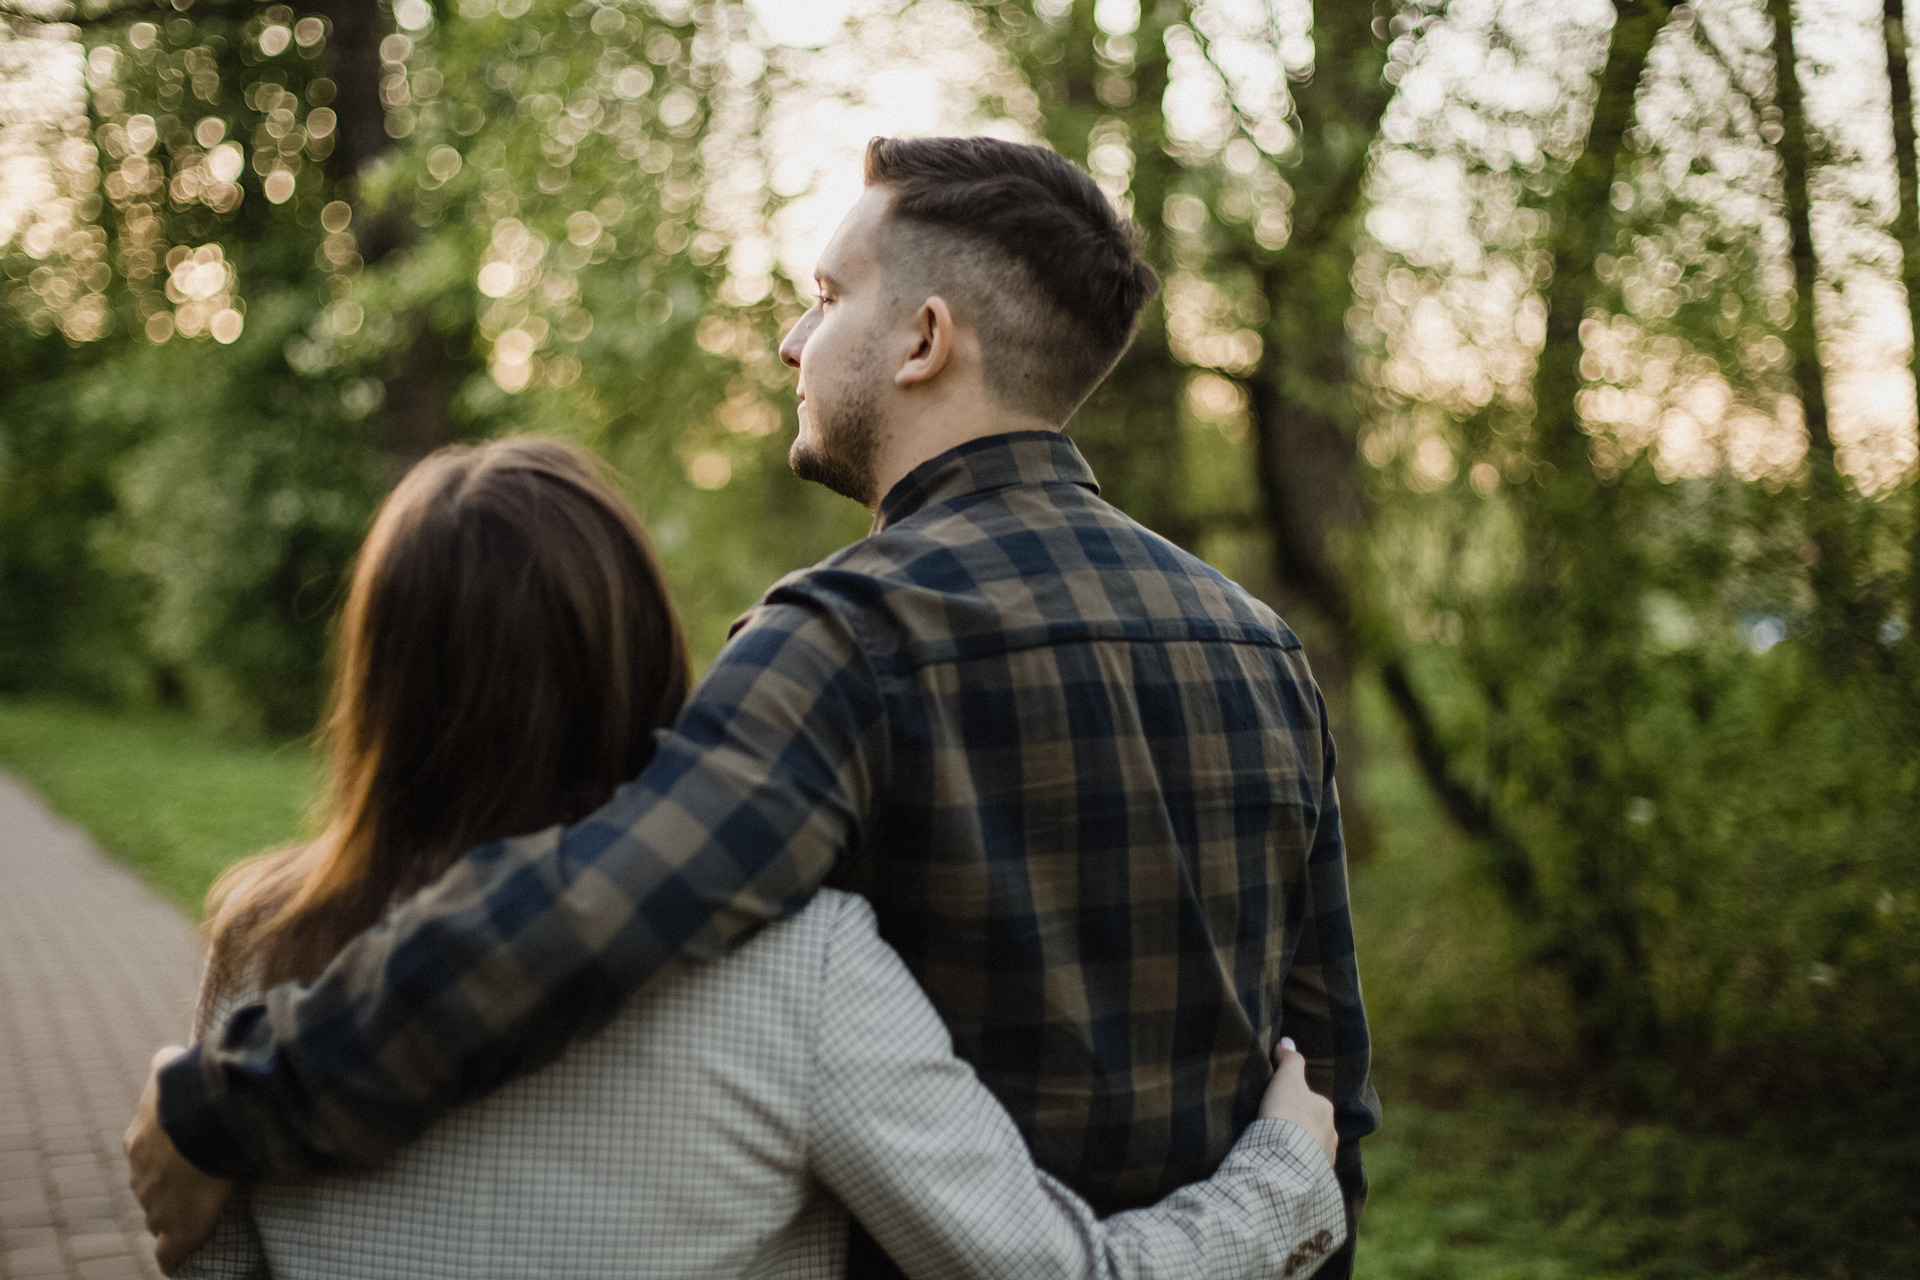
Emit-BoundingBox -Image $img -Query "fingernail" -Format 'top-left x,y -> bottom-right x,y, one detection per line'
1280,1037 -> 1296,1051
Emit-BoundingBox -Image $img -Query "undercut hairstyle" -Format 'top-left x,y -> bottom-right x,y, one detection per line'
865,135 -> 1159,424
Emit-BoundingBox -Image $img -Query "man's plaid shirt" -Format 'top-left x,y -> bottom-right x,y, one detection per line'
163,431 -> 1380,1240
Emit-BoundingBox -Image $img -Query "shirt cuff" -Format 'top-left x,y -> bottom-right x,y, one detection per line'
1222,1117 -> 1349,1264
158,1043 -> 248,1179
1227,1116 -> 1335,1169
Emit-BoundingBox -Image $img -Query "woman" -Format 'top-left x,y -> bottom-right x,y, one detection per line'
177,437 -> 1345,1280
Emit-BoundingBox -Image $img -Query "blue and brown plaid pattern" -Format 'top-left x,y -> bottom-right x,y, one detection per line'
163,432 -> 1379,1238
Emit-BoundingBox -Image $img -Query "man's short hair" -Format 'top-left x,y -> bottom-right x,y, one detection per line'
864,136 -> 1160,424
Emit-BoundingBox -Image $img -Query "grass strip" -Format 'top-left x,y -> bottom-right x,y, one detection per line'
0,697 -> 317,914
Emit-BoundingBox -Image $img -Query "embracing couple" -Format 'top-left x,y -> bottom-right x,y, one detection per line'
125,136 -> 1380,1279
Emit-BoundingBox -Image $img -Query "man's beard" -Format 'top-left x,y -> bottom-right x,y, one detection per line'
790,365 -> 882,506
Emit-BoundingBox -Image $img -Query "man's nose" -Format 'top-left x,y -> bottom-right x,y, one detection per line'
779,309 -> 816,369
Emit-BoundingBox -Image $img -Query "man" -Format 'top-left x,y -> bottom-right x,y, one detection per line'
128,136 -> 1380,1275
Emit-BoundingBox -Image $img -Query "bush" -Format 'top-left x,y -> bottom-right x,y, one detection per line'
90,294 -> 385,736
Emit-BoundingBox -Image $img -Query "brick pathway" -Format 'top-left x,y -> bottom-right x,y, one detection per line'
0,772 -> 198,1280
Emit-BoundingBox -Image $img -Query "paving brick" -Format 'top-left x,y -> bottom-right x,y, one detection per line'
35,1143 -> 94,1165
10,1261 -> 74,1280
0,1199 -> 54,1229
61,1234 -> 127,1263
5,1243 -> 64,1274
51,1211 -> 119,1239
45,1170 -> 99,1195
75,1256 -> 145,1280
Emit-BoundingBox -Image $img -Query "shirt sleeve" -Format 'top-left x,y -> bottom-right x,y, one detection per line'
160,597 -> 886,1179
172,978 -> 271,1280
806,894 -> 1350,1280
1276,680 -> 1383,1280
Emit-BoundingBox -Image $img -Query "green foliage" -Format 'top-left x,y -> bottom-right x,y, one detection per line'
1358,1095 -> 1920,1280
1345,2 -> 1920,1103
1,0 -> 871,727
1377,461 -> 1920,1093
1352,681 -> 1919,1280
0,312 -> 149,700
92,294 -> 384,734
0,697 -> 318,911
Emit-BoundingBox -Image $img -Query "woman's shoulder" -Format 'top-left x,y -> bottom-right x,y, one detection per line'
799,885 -> 870,931
636,888 -> 885,1033
799,889 -> 938,1032
775,888 -> 892,982
718,887 -> 873,987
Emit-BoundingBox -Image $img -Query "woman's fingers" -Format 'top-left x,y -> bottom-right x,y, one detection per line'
1272,1038 -> 1310,1087
1263,1035 -> 1337,1167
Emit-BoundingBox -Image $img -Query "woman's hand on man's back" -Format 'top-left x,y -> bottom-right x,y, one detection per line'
1258,1037 -> 1338,1167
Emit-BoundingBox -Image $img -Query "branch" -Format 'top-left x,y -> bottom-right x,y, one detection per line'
1192,5 -> 1404,259
1376,656 -> 1539,910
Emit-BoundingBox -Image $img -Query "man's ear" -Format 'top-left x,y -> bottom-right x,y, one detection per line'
896,296 -> 956,389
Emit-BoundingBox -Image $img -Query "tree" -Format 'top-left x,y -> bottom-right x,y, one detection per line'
1765,0 -> 1872,655
1418,0 -> 1677,1068
0,0 -> 864,728
1881,0 -> 1920,647
1354,0 -> 1919,1090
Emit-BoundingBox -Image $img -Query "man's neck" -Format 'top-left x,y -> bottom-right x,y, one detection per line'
866,406 -> 1057,512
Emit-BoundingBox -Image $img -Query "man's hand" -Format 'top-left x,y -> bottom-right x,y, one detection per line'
124,1046 -> 233,1274
1258,1037 -> 1339,1168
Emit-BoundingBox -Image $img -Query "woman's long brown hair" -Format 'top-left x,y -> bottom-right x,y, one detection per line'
198,437 -> 691,1033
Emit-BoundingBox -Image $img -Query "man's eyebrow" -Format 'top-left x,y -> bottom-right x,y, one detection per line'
814,269 -> 842,293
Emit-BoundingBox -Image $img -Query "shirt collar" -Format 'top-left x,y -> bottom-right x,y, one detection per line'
873,431 -> 1100,532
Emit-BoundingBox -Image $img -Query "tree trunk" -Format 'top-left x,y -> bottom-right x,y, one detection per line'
1883,0 -> 1920,647
1768,0 -> 1862,654
1509,0 -> 1673,1067
1531,3 -> 1668,479
314,0 -> 453,472
1235,0 -> 1397,861
311,0 -> 389,176
1031,0 -> 1195,549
